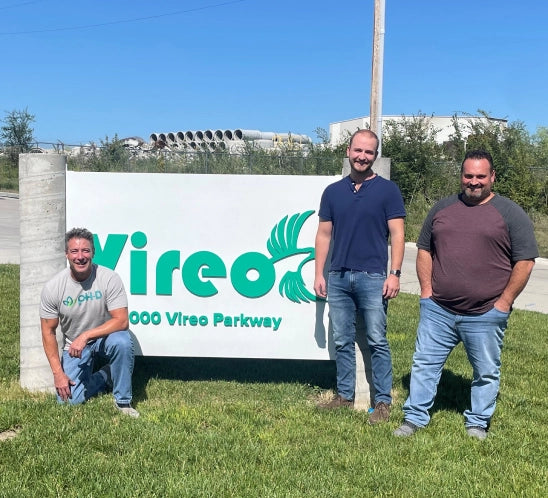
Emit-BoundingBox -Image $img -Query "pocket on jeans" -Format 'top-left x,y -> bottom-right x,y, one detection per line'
365,272 -> 385,279
491,306 -> 510,317
487,306 -> 510,329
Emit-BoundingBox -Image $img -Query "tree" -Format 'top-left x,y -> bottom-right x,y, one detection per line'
86,135 -> 130,172
531,127 -> 548,213
465,112 -> 539,211
382,113 -> 450,204
1,108 -> 35,166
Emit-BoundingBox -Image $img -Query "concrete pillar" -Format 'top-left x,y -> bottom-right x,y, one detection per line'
19,153 -> 66,392
342,156 -> 391,410
354,316 -> 375,411
342,156 -> 391,180
374,157 -> 391,180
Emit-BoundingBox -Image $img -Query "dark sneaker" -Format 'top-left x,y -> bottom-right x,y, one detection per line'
394,420 -> 420,437
115,402 -> 140,418
317,394 -> 354,410
466,426 -> 487,440
368,401 -> 391,424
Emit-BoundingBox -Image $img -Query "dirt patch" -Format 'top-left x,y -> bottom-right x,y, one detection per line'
0,426 -> 21,442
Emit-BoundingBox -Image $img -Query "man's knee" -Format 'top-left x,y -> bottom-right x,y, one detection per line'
105,330 -> 133,352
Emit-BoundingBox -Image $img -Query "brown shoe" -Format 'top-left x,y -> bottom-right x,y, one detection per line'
369,401 -> 391,424
317,394 -> 354,410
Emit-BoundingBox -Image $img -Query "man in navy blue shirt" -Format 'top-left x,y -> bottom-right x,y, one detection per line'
314,129 -> 406,424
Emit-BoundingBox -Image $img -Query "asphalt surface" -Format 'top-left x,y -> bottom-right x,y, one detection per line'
0,193 -> 19,264
2,192 -> 547,314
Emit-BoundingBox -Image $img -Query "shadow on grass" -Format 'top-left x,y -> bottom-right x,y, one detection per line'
400,369 -> 472,415
133,356 -> 337,401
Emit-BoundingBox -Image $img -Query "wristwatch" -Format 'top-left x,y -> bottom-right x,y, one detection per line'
389,269 -> 401,277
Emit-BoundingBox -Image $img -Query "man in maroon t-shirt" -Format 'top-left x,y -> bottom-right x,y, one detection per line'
394,150 -> 538,440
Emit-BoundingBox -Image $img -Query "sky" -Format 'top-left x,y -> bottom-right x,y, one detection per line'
1,0 -> 547,145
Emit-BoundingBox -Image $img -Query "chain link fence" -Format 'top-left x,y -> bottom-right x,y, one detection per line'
65,147 -> 344,176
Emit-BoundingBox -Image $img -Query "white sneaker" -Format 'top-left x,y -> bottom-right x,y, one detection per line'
115,402 -> 140,418
466,426 -> 487,440
393,421 -> 420,437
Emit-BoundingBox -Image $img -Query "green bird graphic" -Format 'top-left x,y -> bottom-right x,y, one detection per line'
266,210 -> 316,304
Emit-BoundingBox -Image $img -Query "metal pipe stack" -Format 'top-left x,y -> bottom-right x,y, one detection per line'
149,129 -> 312,152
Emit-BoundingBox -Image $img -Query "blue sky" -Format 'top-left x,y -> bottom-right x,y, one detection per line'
1,0 -> 546,145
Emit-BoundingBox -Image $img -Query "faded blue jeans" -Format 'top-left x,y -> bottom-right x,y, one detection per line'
402,298 -> 509,429
60,330 -> 135,405
327,270 -> 391,404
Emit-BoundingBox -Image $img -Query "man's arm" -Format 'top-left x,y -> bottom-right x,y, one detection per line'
384,217 -> 405,299
314,220 -> 332,298
67,307 -> 129,359
41,317 -> 74,401
416,248 -> 433,298
495,259 -> 535,312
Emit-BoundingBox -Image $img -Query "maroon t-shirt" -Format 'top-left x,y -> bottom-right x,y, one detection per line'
417,194 -> 538,314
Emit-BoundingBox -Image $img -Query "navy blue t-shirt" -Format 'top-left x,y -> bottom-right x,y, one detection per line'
318,175 -> 406,273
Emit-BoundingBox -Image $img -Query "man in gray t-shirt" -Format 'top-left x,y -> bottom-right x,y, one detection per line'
394,150 -> 538,441
40,227 -> 139,417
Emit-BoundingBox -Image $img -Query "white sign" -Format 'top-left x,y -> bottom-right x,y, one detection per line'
66,171 -> 339,360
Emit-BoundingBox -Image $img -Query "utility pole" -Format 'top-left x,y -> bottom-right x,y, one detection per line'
370,0 -> 386,155
354,0 -> 388,411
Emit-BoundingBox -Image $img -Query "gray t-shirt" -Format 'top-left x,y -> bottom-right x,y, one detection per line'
40,264 -> 128,349
417,193 -> 538,314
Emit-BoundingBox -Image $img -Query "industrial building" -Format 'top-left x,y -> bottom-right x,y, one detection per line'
329,115 -> 508,147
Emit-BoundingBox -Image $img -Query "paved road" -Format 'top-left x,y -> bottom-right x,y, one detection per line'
0,193 -> 19,264
2,193 -> 547,313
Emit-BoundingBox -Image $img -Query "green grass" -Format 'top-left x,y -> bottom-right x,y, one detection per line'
0,161 -> 19,192
1,264 -> 547,496
531,211 -> 548,259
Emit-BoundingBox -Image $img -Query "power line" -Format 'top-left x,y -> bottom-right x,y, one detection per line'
0,0 -> 46,11
0,0 -> 245,35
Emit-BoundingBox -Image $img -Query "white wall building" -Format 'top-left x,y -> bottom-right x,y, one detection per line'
329,115 -> 507,148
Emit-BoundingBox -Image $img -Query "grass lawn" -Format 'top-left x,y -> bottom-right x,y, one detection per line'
1,264 -> 547,497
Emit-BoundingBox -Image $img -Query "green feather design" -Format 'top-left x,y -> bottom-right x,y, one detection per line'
267,211 -> 314,258
266,210 -> 316,303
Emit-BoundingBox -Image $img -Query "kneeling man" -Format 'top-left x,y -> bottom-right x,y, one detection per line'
40,227 -> 139,417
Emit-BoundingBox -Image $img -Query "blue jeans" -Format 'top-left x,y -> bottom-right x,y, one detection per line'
60,330 -> 135,405
327,270 -> 391,404
402,298 -> 509,429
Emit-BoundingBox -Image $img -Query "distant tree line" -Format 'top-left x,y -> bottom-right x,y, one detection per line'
382,112 -> 548,216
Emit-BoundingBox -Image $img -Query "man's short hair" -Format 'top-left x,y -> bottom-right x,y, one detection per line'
462,149 -> 494,173
65,227 -> 95,254
348,129 -> 379,151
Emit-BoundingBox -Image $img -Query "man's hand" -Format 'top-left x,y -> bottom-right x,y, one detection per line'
383,274 -> 400,299
493,298 -> 512,313
54,370 -> 75,401
68,333 -> 89,358
314,275 -> 328,299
